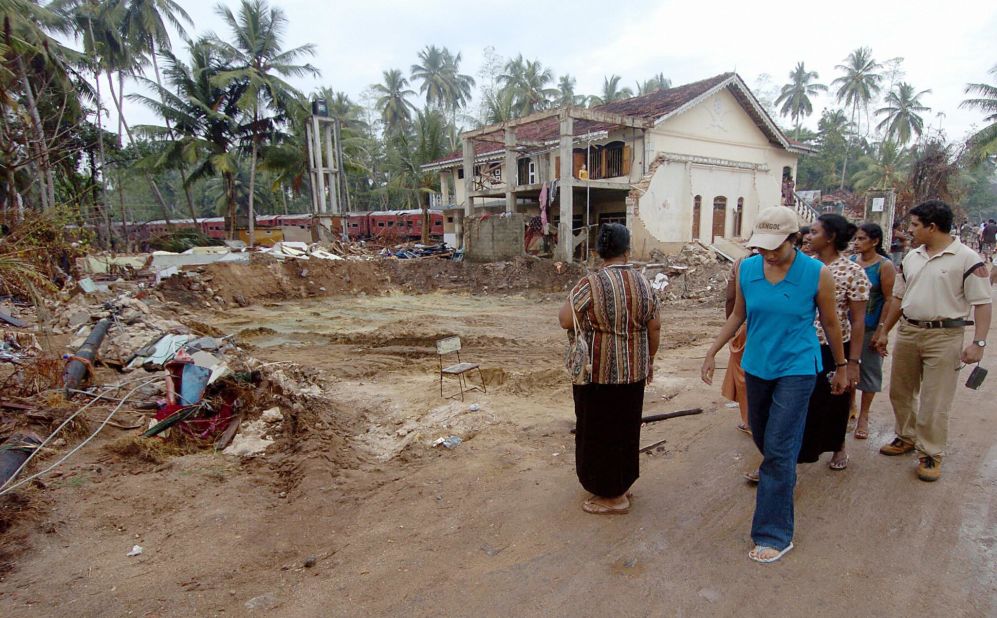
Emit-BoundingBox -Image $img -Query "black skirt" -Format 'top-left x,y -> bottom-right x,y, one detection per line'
798,343 -> 851,463
572,380 -> 645,497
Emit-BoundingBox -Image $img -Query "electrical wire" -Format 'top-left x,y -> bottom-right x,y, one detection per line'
0,377 -> 159,496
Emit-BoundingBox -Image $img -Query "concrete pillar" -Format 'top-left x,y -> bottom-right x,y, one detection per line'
462,139 -> 474,250
323,120 -> 339,214
311,116 -> 326,213
439,171 -> 450,206
556,112 -> 574,262
504,129 -> 516,213
725,199 -> 735,239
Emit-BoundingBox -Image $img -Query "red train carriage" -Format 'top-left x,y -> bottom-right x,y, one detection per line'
366,210 -> 444,242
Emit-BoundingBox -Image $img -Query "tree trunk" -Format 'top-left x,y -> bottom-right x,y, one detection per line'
225,172 -> 237,240
106,68 -> 172,228
247,108 -> 258,248
90,70 -> 114,246
248,136 -> 257,247
151,45 -> 199,226
15,55 -> 52,211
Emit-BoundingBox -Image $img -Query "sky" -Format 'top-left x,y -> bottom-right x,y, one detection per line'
99,0 -> 997,144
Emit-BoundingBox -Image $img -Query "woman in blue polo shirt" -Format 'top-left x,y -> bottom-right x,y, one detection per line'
702,206 -> 849,564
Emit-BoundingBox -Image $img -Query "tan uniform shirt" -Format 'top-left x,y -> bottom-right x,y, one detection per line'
894,239 -> 991,320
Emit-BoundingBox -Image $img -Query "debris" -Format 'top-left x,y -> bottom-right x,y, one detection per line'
126,545 -> 143,557
128,334 -> 196,371
641,408 -> 703,424
245,593 -> 279,611
433,435 -> 462,449
639,438 -> 668,454
650,273 -> 669,291
78,278 -> 98,294
468,404 -> 480,412
303,555 -> 317,568
260,407 -> 283,423
223,417 -> 278,458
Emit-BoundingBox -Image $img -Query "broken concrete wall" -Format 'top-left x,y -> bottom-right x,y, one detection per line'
464,213 -> 525,262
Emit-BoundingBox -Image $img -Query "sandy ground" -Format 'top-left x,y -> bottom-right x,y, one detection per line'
0,289 -> 994,617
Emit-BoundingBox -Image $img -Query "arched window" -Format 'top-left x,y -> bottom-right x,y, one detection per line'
712,196 -> 727,241
692,195 -> 702,240
734,197 -> 744,237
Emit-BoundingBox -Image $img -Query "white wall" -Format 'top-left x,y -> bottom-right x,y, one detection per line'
637,87 -> 800,243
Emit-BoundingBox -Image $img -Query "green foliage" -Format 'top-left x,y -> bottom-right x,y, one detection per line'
961,65 -> 997,163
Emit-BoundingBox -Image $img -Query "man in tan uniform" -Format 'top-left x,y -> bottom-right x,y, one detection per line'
873,200 -> 992,482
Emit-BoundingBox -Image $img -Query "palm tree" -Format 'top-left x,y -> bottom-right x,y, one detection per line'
120,0 -> 196,220
443,50 -> 475,109
410,44 -> 448,108
555,74 -> 583,108
832,47 -> 882,188
832,47 -> 883,137
875,82 -> 931,146
4,0 -> 72,212
589,75 -> 633,106
775,62 -> 827,136
130,37 -> 245,233
851,140 -> 910,191
372,68 -> 416,136
499,55 -> 556,116
961,64 -> 997,163
637,73 -> 671,95
212,0 -> 319,243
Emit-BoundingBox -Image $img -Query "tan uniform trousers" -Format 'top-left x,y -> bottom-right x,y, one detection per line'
888,322 -> 965,460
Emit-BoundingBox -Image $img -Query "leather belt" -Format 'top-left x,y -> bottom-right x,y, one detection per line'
903,315 -> 973,329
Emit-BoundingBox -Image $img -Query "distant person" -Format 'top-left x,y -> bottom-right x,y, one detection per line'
796,225 -> 813,255
559,223 -> 661,514
849,223 -> 896,440
722,257 -> 751,435
981,218 -> 997,257
873,200 -> 992,482
889,227 -> 905,266
798,215 -> 869,471
701,206 -> 848,563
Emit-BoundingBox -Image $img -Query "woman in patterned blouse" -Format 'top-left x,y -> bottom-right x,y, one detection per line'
558,223 -> 661,515
799,214 -> 869,470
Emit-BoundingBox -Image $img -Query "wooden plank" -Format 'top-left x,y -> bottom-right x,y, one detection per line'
565,106 -> 655,129
0,310 -> 28,328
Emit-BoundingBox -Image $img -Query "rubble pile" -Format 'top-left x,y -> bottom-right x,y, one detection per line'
644,243 -> 732,305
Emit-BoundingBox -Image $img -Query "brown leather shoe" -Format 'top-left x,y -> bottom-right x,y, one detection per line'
879,437 -> 915,456
916,456 -> 941,482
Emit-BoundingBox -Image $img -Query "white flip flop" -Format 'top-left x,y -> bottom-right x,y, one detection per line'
748,542 -> 794,563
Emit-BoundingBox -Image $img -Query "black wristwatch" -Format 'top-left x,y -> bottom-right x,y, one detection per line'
973,340 -> 987,348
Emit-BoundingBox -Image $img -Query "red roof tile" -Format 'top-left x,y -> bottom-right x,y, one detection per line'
426,73 -> 737,167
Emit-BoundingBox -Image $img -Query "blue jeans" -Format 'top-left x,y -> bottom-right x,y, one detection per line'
745,372 -> 816,550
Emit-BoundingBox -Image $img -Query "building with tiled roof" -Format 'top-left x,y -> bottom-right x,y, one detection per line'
422,72 -> 816,260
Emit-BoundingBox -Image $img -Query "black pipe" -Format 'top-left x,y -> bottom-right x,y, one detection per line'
64,318 -> 112,396
0,434 -> 42,487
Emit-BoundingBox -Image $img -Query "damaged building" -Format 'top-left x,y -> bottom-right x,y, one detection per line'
422,72 -> 817,261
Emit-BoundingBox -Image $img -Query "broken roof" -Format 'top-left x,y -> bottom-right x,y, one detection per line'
422,72 -> 814,171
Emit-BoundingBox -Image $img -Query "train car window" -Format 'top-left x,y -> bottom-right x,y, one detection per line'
387,221 -> 393,227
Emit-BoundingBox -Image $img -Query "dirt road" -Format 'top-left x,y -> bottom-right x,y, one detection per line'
1,290 -> 993,616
